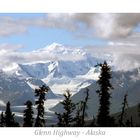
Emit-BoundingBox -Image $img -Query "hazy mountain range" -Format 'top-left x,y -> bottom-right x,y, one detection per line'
0,43 -> 140,120
0,43 -> 102,106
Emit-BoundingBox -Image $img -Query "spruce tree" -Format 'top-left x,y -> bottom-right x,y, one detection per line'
130,116 -> 133,127
138,103 -> 140,118
137,103 -> 140,126
55,112 -> 64,127
125,119 -> 131,127
125,117 -> 133,127
0,112 -> 5,127
96,61 -> 113,126
74,89 -> 89,127
119,94 -> 128,126
90,115 -> 96,126
5,101 -> 18,127
56,90 -> 75,127
35,85 -> 49,127
23,100 -> 34,127
81,88 -> 89,126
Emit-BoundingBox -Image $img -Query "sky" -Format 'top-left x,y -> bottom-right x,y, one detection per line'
0,13 -> 140,71
0,13 -> 108,52
0,13 -> 140,52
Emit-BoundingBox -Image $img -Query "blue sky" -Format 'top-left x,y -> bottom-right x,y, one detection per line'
0,13 -> 140,52
0,13 -> 108,52
0,13 -> 140,71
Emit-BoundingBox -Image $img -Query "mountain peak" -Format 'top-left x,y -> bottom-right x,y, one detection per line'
43,43 -> 66,52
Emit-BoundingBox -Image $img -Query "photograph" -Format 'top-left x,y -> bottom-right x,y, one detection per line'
0,13 -> 140,127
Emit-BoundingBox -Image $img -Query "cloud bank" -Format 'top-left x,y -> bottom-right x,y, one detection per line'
0,13 -> 140,71
0,43 -> 87,69
0,17 -> 27,36
1,13 -> 140,39
1,34 -> 140,72
86,32 -> 140,71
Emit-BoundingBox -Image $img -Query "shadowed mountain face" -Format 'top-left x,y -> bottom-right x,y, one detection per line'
0,71 -> 58,106
112,104 -> 140,126
0,44 -> 101,108
0,71 -> 34,106
1,43 -> 103,95
51,68 -> 140,118
0,43 -> 140,116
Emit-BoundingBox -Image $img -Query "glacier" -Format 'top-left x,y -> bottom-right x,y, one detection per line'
0,43 -> 140,125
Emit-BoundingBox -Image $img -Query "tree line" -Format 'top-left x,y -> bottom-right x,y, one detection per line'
0,61 -> 140,127
0,85 -> 49,127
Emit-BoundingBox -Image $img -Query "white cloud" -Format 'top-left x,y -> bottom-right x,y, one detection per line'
0,14 -> 140,71
37,13 -> 140,39
93,13 -> 140,39
0,43 -> 23,51
1,13 -> 140,39
0,34 -> 140,72
0,43 -> 86,69
0,17 -> 27,36
85,32 -> 140,71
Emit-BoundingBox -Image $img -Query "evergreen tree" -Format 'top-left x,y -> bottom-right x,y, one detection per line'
35,85 -> 49,127
119,94 -> 128,126
56,90 -> 75,127
74,89 -> 89,127
130,116 -> 133,127
55,112 -> 64,127
138,103 -> 140,118
0,112 -> 5,127
23,100 -> 34,127
81,88 -> 89,126
5,101 -> 19,127
96,61 -> 113,126
137,103 -> 140,126
90,115 -> 96,127
125,117 -> 133,127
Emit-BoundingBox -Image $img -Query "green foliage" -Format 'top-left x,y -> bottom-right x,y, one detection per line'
118,94 -> 128,126
0,112 -> 5,127
5,101 -> 19,127
138,103 -> 140,118
56,90 -> 76,127
125,116 -> 133,127
23,100 -> 34,127
74,89 -> 90,127
35,85 -> 49,127
96,61 -> 113,126
81,88 -> 89,126
90,115 -> 96,127
55,112 -> 65,127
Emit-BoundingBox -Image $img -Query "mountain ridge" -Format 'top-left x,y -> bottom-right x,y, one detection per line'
0,43 -> 140,108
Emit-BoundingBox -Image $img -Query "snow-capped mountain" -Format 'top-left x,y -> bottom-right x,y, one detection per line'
0,43 -> 102,108
2,43 -> 102,95
52,68 -> 140,118
1,42 -> 140,124
1,42 -> 140,114
0,70 -> 58,106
